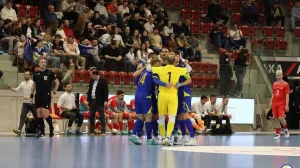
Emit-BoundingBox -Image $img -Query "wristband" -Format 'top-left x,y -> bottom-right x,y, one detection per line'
30,94 -> 34,98
177,83 -> 182,87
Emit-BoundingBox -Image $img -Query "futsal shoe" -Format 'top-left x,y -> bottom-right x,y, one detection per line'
121,130 -> 128,135
75,130 -> 83,136
174,136 -> 189,145
129,135 -> 142,145
128,130 -> 133,135
273,134 -> 280,140
165,137 -> 173,146
161,138 -> 168,145
111,129 -> 118,135
147,139 -> 158,145
154,137 -> 161,144
49,129 -> 54,137
13,129 -> 21,136
284,129 -> 290,138
185,138 -> 197,146
36,133 -> 45,138
67,130 -> 75,135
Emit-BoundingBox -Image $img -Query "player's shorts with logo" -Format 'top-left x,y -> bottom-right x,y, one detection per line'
135,97 -> 152,115
35,93 -> 51,109
272,102 -> 286,118
177,95 -> 192,115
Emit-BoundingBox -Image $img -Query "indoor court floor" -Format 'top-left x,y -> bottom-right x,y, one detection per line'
0,133 -> 299,168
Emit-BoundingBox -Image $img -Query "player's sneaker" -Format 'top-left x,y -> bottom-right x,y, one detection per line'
201,127 -> 207,135
174,136 -> 189,145
67,130 -> 75,135
36,133 -> 45,138
273,134 -> 280,140
147,139 -> 158,145
13,129 -> 21,136
161,137 -> 168,145
284,129 -> 289,138
75,130 -> 83,136
111,129 -> 118,135
165,137 -> 173,146
129,135 -> 142,145
185,138 -> 197,146
173,135 -> 178,144
121,130 -> 128,135
154,136 -> 161,144
128,130 -> 133,135
49,128 -> 54,137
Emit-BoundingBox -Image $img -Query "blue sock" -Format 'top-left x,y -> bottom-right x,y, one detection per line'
173,119 -> 178,136
152,119 -> 158,137
138,122 -> 144,137
133,119 -> 143,136
178,120 -> 187,136
184,118 -> 195,138
145,122 -> 152,139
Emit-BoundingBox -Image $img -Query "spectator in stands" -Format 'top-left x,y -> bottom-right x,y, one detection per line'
0,19 -> 18,54
74,0 -> 89,14
90,38 -> 106,70
12,22 -> 22,38
99,26 -> 112,46
75,9 -> 94,35
129,13 -> 144,33
22,18 -> 32,36
61,0 -> 79,24
161,20 -> 173,45
58,83 -> 84,135
144,16 -> 155,34
176,32 -> 194,60
219,49 -> 233,96
216,96 -> 232,132
167,33 -> 178,51
101,40 -> 132,72
241,0 -> 259,25
207,0 -> 229,25
122,26 -> 134,53
45,5 -> 58,33
31,19 -> 45,41
16,35 -> 27,68
229,24 -> 247,50
148,27 -> 162,53
136,43 -> 153,62
106,0 -> 120,24
0,1 -> 17,22
111,26 -> 125,48
94,0 -> 109,22
82,22 -> 96,40
43,34 -> 60,68
153,2 -> 168,26
233,48 -> 249,97
92,11 -> 105,29
126,47 -> 136,65
142,4 -> 152,19
188,34 -> 202,62
132,29 -> 141,49
210,25 -> 230,49
141,30 -> 149,43
118,0 -> 130,16
184,19 -> 192,38
118,13 -> 131,32
33,40 -> 47,63
56,22 -> 67,41
60,57 -> 75,85
291,1 -> 300,30
129,2 -> 138,15
53,34 -> 67,55
173,20 -> 185,37
63,20 -> 75,38
64,35 -> 86,69
265,2 -> 285,27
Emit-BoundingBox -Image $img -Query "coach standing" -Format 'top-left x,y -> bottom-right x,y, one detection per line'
87,69 -> 109,135
31,58 -> 59,138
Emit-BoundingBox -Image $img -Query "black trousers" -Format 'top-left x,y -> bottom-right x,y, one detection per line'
219,72 -> 231,96
18,103 -> 37,130
207,115 -> 231,128
89,100 -> 105,133
202,115 -> 211,128
266,15 -> 285,27
60,109 -> 83,128
209,14 -> 229,24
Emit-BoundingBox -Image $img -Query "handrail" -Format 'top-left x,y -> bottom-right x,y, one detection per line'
253,55 -> 273,94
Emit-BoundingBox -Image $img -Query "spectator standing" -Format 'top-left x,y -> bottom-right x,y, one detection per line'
106,0 -> 120,24
233,48 -> 249,97
75,9 -> 94,35
265,2 -> 285,27
188,34 -> 202,62
45,5 -> 58,34
219,49 -> 233,96
0,1 -> 17,22
94,0 -> 109,22
207,0 -> 229,25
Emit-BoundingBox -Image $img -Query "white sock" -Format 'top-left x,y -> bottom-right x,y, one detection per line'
68,127 -> 72,131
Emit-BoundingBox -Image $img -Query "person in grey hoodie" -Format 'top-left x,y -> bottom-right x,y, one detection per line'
233,48 -> 249,97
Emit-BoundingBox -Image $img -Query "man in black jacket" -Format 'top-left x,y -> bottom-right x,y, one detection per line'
265,2 -> 285,27
87,69 -> 109,135
219,49 -> 233,96
207,0 -> 229,25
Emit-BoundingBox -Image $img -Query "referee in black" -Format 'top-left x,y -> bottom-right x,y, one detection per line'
30,58 -> 60,138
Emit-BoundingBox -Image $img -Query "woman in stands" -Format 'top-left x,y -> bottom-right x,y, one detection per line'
132,29 -> 141,49
167,33 -> 178,51
136,43 -> 153,63
32,19 -> 45,41
82,22 -> 97,41
56,22 -> 67,41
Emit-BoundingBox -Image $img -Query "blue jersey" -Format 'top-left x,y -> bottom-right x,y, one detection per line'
176,60 -> 191,98
135,69 -> 155,98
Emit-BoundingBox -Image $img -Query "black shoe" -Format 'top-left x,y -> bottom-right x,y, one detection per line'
49,128 -> 54,137
36,133 -> 45,138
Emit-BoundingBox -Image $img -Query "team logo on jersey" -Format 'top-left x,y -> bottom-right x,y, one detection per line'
44,76 -> 48,81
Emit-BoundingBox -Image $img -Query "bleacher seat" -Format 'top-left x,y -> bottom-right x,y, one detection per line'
209,63 -> 218,74
82,70 -> 90,83
250,26 -> 262,37
203,76 -> 211,89
274,26 -> 284,38
197,76 -> 205,88
293,27 -> 300,39
180,9 -> 192,20
251,38 -> 264,52
256,2 -> 263,13
239,25 -> 250,37
220,1 -> 229,11
201,62 -> 210,74
191,10 -> 201,21
258,14 -> 265,25
15,4 -> 27,18
201,0 -> 209,10
262,26 -> 273,38
200,22 -> 213,35
50,103 -> 67,133
173,0 -> 182,8
222,26 -> 228,35
183,0 -> 192,8
211,76 -> 220,89
72,70 -> 81,83
232,13 -> 242,24
276,39 -> 288,52
192,0 -> 201,9
191,76 -> 198,88
164,0 -> 172,7
231,1 -> 241,12
193,62 -> 201,73
109,71 -> 120,86
191,21 -> 200,34
128,72 -> 135,86
264,38 -> 276,51
119,72 -> 130,86
26,5 -> 37,18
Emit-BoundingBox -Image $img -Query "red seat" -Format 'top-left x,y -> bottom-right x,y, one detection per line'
192,0 -> 201,9
82,70 -> 90,83
264,38 -> 276,50
197,76 -> 204,88
191,21 -> 200,34
191,10 -> 201,21
274,26 -> 284,38
193,62 -> 201,73
128,72 -> 135,86
220,1 -> 229,11
15,4 -> 27,18
251,38 -> 264,51
99,71 -> 110,84
256,2 -> 263,13
201,0 -> 209,10
276,39 -> 287,52
211,76 -> 220,89
164,0 -> 172,7
119,72 -> 130,86
201,62 -> 210,74
231,1 -> 242,12
232,13 -> 242,24
200,22 -> 213,35
258,13 -> 265,25
191,75 -> 197,88
173,0 -> 182,8
239,25 -> 250,37
222,26 -> 228,35
209,63 -> 218,74
72,70 -> 81,83
293,27 -> 300,39
286,2 -> 294,13
230,80 -> 235,89
262,26 -> 273,38
250,26 -> 262,37
183,0 -> 192,8
109,71 -> 120,86
26,5 -> 37,19
203,76 -> 211,89
180,9 -> 192,20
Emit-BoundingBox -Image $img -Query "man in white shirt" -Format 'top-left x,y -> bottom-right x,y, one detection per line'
94,0 -> 109,20
8,71 -> 37,135
228,24 -> 247,50
215,96 -> 232,130
118,0 -> 129,17
0,1 -> 18,22
204,95 -> 218,128
144,16 -> 155,34
58,83 -> 84,135
190,95 -> 209,134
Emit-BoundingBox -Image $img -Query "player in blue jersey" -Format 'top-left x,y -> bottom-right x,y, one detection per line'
173,50 -> 197,146
129,58 -> 162,145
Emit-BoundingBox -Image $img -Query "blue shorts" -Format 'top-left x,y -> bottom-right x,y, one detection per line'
135,97 -> 152,115
152,97 -> 158,115
177,96 -> 192,115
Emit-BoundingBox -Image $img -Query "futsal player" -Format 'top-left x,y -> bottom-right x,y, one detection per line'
129,59 -> 161,145
30,58 -> 59,138
152,53 -> 189,146
271,70 -> 290,140
8,71 -> 37,136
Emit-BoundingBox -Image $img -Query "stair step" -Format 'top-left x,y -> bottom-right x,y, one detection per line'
0,54 -> 13,61
0,61 -> 17,72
